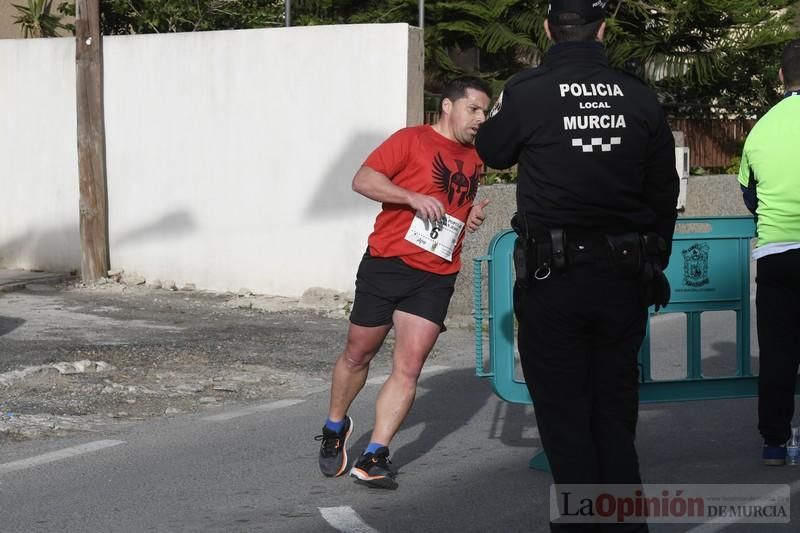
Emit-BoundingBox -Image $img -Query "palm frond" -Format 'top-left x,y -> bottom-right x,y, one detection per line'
480,22 -> 535,53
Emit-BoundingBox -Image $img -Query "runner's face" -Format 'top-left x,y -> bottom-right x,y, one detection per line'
446,88 -> 490,145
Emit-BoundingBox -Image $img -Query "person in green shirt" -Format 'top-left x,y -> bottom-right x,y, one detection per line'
738,39 -> 800,466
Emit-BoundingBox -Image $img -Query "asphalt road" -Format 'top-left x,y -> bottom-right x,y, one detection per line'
1,285 -> 799,532
2,347 -> 799,532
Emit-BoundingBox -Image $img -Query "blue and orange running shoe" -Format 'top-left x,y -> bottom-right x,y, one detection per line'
350,446 -> 398,489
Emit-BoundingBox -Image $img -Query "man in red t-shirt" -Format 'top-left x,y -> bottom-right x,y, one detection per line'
315,77 -> 492,489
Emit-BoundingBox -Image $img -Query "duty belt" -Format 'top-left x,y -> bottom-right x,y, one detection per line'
510,212 -> 672,311
510,213 -> 648,281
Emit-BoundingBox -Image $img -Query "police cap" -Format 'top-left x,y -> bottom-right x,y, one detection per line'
547,0 -> 608,26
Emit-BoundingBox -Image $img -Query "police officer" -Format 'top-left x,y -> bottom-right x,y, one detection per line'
475,1 -> 678,531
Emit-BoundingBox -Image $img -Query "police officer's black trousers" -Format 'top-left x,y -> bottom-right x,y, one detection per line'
514,265 -> 648,533
756,249 -> 800,446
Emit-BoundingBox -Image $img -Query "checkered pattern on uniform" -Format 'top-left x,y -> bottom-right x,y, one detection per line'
571,137 -> 622,152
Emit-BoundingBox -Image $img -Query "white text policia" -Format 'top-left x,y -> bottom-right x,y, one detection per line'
560,82 -> 627,131
559,83 -> 624,98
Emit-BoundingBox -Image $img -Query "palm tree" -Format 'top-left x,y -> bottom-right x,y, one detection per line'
417,0 -> 546,90
12,0 -> 65,38
340,0 -> 550,92
607,0 -> 799,117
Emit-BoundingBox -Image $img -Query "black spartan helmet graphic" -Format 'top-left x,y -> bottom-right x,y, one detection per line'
432,152 -> 480,207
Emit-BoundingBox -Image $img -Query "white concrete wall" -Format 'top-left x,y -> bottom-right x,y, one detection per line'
1,24 -> 423,296
0,37 -> 80,271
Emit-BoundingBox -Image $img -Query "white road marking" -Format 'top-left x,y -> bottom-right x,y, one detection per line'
365,364 -> 450,386
0,440 -> 124,475
202,399 -> 305,421
684,480 -> 800,532
320,506 -> 380,533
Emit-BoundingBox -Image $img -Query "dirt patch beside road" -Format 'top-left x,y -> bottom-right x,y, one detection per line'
0,279 -> 474,446
0,281 -> 392,444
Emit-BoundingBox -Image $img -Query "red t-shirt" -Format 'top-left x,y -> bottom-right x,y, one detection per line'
363,125 -> 484,275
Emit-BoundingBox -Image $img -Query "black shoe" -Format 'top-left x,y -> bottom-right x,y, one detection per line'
350,446 -> 398,489
315,416 -> 353,477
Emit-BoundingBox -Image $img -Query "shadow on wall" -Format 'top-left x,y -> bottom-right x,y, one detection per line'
0,210 -> 196,270
114,210 -> 197,247
305,132 -> 389,217
0,226 -> 80,271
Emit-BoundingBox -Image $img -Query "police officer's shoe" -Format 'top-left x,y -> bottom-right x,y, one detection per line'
762,443 -> 786,466
350,446 -> 398,489
315,415 -> 353,477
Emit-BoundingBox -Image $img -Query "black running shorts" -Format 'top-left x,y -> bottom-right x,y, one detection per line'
349,251 -> 457,330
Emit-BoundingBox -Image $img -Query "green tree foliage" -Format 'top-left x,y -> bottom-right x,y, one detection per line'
57,1 -> 284,35
293,0 -> 800,117
294,0 -> 549,93
290,0 -> 378,25
12,0 -> 66,38
409,0 -> 546,92
607,0 -> 800,117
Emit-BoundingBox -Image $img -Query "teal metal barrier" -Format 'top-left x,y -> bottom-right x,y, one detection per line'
473,216 -> 800,471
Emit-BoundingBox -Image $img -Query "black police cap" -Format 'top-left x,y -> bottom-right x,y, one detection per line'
548,0 -> 608,26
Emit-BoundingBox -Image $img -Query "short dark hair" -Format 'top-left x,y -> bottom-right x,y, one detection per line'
782,39 -> 800,88
439,76 -> 493,113
548,18 -> 603,43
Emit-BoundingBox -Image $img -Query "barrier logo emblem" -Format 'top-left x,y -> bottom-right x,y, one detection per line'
682,243 -> 710,287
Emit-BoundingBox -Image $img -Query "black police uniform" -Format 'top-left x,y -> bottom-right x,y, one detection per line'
476,40 -> 678,531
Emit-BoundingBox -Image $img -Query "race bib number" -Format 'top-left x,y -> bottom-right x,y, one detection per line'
404,213 -> 465,262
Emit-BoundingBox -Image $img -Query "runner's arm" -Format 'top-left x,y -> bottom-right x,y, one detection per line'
352,165 -> 445,222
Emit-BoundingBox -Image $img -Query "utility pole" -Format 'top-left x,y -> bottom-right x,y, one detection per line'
75,0 -> 110,282
419,0 -> 424,29
286,0 -> 291,27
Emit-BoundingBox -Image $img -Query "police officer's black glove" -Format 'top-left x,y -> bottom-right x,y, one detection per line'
642,260 -> 671,312
641,233 -> 671,312
642,233 -> 670,270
